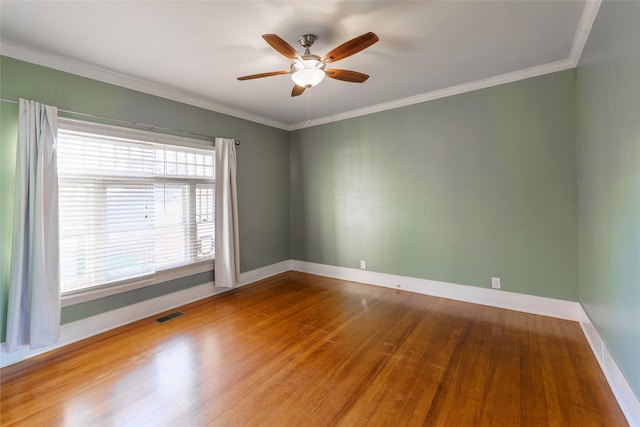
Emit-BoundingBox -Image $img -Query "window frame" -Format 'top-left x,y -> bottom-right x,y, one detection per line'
57,119 -> 215,307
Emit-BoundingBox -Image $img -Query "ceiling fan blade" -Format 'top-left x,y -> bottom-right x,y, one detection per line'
237,70 -> 289,81
325,69 -> 370,83
321,32 -> 379,64
291,85 -> 306,97
262,34 -> 301,61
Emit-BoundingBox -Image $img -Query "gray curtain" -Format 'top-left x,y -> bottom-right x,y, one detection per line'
214,138 -> 239,287
6,99 -> 60,352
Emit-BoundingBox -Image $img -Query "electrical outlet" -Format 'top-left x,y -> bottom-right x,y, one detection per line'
491,277 -> 501,289
360,260 -> 366,270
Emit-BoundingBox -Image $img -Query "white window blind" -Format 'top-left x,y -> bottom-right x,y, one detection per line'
57,126 -> 215,295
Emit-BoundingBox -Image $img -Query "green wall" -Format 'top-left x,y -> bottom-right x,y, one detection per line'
576,1 -> 640,397
0,56 -> 291,340
0,98 -> 19,343
3,8 -> 638,400
290,70 -> 578,301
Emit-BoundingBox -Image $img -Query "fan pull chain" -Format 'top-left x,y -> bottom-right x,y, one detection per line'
307,88 -> 311,125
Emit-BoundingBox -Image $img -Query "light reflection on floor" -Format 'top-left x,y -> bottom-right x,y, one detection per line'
63,334 -> 211,426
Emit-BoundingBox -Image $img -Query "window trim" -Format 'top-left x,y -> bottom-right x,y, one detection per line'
57,118 -> 215,306
61,259 -> 214,307
59,118 -> 214,150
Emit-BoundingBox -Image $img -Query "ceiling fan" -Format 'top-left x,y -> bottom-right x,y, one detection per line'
237,32 -> 379,97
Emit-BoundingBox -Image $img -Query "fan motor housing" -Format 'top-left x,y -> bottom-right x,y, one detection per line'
298,34 -> 317,49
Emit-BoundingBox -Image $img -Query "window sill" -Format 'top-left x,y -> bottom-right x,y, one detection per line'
61,260 -> 214,307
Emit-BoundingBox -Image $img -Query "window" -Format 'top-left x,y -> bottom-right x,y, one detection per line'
57,121 -> 215,301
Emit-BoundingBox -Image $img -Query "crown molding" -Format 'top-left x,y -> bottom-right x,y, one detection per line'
569,0 -> 602,66
0,40 -> 290,131
289,0 -> 602,131
1,0 -> 601,132
288,58 -> 575,130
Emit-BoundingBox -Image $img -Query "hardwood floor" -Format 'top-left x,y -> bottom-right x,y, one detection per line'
0,271 -> 627,426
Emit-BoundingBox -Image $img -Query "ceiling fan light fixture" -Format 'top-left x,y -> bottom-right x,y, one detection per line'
292,67 -> 326,88
291,58 -> 326,87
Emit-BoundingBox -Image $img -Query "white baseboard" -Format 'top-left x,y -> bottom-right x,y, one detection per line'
3,258 -> 637,427
290,260 -> 587,321
1,260 -> 291,368
580,320 -> 640,426
237,260 -> 292,286
290,260 -> 638,426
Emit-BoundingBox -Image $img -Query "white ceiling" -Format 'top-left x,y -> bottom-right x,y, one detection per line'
0,1 -> 597,130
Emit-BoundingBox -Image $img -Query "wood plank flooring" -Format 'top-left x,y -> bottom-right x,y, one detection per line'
0,271 -> 628,426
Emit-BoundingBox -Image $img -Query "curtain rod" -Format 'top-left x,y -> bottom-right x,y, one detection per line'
0,97 -> 240,145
